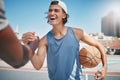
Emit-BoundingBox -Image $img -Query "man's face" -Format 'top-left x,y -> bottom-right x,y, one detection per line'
48,5 -> 66,26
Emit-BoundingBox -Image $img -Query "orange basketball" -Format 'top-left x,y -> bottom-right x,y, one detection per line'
79,45 -> 101,68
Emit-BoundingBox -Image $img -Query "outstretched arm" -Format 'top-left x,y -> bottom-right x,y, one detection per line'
0,0 -> 39,68
31,36 -> 47,70
22,33 -> 47,70
0,25 -> 39,68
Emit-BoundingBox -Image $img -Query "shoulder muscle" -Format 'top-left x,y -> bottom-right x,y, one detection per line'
73,28 -> 84,41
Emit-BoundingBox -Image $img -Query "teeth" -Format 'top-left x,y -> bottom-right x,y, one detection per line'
50,17 -> 56,20
51,18 -> 55,20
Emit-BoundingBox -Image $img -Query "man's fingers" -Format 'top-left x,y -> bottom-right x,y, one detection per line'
22,32 -> 35,39
94,69 -> 103,80
22,32 -> 37,44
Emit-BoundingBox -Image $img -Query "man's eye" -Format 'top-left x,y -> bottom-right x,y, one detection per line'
49,9 -> 52,12
54,9 -> 59,12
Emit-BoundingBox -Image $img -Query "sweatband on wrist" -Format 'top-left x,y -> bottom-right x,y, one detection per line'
14,45 -> 29,68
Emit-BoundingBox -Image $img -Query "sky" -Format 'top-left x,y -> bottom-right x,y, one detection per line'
4,0 -> 120,38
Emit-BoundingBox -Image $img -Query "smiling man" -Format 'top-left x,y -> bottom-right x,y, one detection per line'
22,0 -> 107,80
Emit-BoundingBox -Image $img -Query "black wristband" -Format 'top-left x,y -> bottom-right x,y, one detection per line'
22,45 -> 29,62
13,45 -> 29,68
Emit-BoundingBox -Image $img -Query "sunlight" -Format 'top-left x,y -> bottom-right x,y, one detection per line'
109,4 -> 120,16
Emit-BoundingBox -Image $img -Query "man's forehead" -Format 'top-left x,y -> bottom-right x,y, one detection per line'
49,5 -> 62,10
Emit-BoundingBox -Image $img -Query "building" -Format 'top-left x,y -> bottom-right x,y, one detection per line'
116,17 -> 120,37
101,16 -> 109,36
101,11 -> 120,37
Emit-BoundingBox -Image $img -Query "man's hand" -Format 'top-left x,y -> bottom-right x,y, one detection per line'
22,32 -> 39,59
94,67 -> 107,80
22,32 -> 38,45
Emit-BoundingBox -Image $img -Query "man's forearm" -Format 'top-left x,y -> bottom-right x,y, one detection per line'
14,41 -> 39,68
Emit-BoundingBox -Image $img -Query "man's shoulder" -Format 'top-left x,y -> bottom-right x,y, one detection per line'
71,27 -> 84,41
72,27 -> 83,33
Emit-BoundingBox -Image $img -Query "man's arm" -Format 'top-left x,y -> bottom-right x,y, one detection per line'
0,0 -> 39,68
81,30 -> 107,80
22,33 -> 47,70
0,25 -> 39,68
73,28 -> 107,80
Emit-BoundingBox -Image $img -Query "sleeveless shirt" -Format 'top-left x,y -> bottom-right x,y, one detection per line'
46,27 -> 83,80
0,0 -> 8,31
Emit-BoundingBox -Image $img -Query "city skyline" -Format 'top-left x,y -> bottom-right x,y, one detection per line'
4,0 -> 120,38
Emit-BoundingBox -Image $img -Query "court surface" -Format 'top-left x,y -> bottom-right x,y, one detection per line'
0,55 -> 120,80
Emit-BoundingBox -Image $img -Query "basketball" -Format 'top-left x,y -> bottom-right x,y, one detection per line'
79,45 -> 101,68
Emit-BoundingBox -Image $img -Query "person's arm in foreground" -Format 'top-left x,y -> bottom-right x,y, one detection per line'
0,25 -> 39,68
0,0 -> 39,68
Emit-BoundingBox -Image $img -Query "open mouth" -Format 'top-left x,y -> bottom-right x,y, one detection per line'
50,17 -> 56,21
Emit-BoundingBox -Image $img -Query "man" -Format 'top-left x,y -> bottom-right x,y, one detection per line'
22,0 -> 107,80
0,0 -> 39,68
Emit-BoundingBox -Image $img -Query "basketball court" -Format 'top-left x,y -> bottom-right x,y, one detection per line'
0,55 -> 120,80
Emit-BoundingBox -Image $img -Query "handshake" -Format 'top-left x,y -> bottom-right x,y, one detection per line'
22,32 -> 40,59
22,32 -> 39,45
